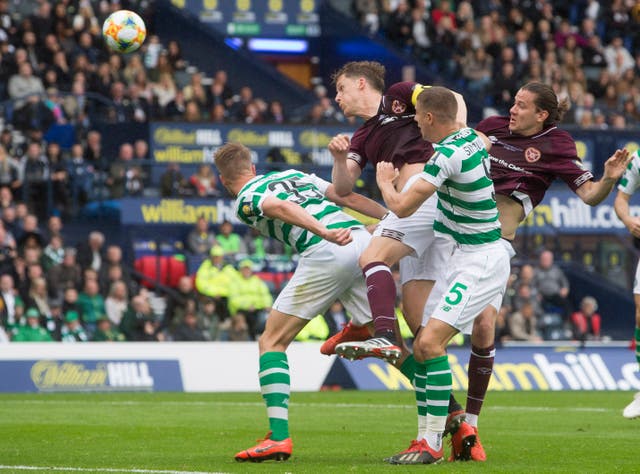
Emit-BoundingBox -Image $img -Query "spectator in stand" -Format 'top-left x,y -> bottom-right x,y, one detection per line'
65,143 -> 94,207
76,230 -> 105,273
45,141 -> 71,216
508,299 -> 543,342
123,53 -> 146,86
159,162 -> 189,197
570,295 -> 602,342
228,259 -> 273,340
120,294 -> 163,341
533,250 -> 572,319
15,212 -> 43,252
216,220 -> 246,256
99,244 -> 136,296
266,100 -> 286,124
151,71 -> 177,118
46,246 -> 82,300
322,300 -> 350,338
184,100 -> 202,122
186,215 -> 217,256
198,296 -> 221,341
24,276 -> 53,325
61,286 -> 82,323
134,139 -> 149,160
189,164 -> 220,197
84,130 -> 103,169
166,40 -> 187,72
228,85 -> 254,122
105,142 -> 144,198
206,80 -> 229,113
43,215 -> 63,243
11,307 -> 52,342
104,280 -> 129,327
0,144 -> 21,192
165,89 -> 186,120
19,141 -> 50,219
77,277 -> 105,337
211,69 -> 233,107
7,62 -> 44,107
162,274 -> 199,332
40,233 -> 64,272
60,309 -> 89,342
0,273 -> 23,331
171,301 -> 210,341
92,315 -> 125,341
183,72 -> 208,113
194,245 -> 237,321
242,226 -> 285,259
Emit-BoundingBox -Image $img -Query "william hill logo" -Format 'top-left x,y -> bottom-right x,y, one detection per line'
30,361 -> 154,391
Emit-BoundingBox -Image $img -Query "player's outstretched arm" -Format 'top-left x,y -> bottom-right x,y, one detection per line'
326,185 -> 387,220
576,148 -> 631,205
376,162 -> 435,217
614,190 -> 640,238
261,196 -> 351,245
328,134 -> 361,196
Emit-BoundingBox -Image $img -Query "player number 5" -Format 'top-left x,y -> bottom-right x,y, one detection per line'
444,282 -> 468,305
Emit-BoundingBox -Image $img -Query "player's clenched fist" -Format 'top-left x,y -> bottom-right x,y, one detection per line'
328,134 -> 351,161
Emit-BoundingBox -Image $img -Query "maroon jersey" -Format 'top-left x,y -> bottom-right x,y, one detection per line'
348,82 -> 434,170
476,116 -> 594,215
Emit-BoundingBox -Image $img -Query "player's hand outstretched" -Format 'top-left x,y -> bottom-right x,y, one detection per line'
323,227 -> 352,246
603,148 -> 631,180
376,162 -> 400,187
328,134 -> 351,162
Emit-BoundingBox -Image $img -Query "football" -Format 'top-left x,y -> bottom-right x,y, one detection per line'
102,10 -> 146,54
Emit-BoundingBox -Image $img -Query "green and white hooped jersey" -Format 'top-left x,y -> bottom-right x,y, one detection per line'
235,170 -> 364,254
618,150 -> 640,195
420,127 -> 501,246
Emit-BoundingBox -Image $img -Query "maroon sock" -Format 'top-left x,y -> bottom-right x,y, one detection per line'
466,344 -> 495,416
362,261 -> 397,337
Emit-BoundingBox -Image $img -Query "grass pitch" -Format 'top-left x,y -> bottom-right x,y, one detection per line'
0,390 -> 636,473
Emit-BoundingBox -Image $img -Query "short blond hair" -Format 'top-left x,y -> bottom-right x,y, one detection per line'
214,142 -> 252,181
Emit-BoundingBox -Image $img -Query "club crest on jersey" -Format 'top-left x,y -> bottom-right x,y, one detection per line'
524,147 -> 541,163
241,204 -> 255,216
391,99 -> 406,114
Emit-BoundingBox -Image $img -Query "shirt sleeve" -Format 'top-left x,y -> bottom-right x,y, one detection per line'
618,151 -> 640,195
419,148 -> 461,188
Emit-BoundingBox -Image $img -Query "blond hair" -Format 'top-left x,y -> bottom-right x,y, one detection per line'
214,142 -> 253,182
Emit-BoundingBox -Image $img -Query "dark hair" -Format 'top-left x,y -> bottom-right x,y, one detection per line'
520,82 -> 570,127
415,86 -> 457,122
330,61 -> 385,93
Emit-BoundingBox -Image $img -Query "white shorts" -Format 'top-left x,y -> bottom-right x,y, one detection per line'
427,239 -> 514,335
374,194 -> 450,285
373,193 -> 437,258
273,228 -> 372,325
634,260 -> 640,295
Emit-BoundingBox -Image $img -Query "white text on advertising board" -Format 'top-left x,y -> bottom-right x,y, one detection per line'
30,361 -> 155,391
365,352 -> 640,391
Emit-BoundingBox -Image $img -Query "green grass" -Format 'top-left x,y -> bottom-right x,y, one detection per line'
0,390 -> 636,473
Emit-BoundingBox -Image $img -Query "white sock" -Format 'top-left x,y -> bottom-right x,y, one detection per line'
465,413 -> 478,428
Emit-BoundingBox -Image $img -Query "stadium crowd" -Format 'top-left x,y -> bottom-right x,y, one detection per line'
352,0 -> 640,128
0,0 -> 621,343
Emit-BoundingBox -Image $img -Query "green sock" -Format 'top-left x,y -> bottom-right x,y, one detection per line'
400,354 -> 417,383
259,352 -> 290,441
415,361 -> 428,439
424,355 -> 452,450
635,327 -> 640,366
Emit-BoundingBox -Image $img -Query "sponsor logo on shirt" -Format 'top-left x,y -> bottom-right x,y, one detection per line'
524,147 -> 541,163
